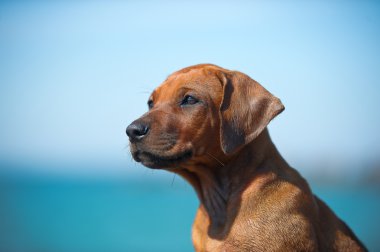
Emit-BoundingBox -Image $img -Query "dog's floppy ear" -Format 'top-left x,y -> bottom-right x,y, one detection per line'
217,70 -> 284,155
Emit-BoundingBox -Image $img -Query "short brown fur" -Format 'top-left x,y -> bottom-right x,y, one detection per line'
127,64 -> 366,252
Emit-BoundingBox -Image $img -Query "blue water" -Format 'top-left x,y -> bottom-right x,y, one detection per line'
0,171 -> 379,252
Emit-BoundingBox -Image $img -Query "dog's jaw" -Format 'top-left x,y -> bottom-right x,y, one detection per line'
131,148 -> 193,169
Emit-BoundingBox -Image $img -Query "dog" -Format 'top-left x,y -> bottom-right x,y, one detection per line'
126,64 -> 366,251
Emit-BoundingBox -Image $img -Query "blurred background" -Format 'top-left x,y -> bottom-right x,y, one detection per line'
0,1 -> 379,251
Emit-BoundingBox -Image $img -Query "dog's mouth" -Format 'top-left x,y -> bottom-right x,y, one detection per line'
132,149 -> 193,169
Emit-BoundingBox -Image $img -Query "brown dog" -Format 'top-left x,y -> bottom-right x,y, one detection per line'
126,64 -> 366,251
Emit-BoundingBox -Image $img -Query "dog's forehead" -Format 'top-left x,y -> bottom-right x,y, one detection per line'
151,68 -> 221,100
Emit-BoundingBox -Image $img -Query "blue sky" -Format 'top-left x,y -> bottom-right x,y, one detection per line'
0,1 -> 379,175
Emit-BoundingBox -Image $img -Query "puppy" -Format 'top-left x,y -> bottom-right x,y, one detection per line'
126,64 -> 366,252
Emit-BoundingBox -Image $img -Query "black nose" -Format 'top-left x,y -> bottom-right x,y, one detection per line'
126,121 -> 150,141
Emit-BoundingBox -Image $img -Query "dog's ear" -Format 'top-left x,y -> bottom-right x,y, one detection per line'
217,71 -> 284,155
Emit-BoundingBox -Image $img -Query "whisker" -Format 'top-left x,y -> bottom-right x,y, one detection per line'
206,152 -> 225,167
171,174 -> 177,187
123,143 -> 130,150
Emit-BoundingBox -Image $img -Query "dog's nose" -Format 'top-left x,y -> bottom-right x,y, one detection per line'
126,121 -> 150,141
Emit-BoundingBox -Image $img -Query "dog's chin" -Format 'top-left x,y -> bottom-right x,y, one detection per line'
132,149 -> 193,169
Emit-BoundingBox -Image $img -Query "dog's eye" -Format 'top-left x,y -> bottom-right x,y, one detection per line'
147,100 -> 154,109
181,95 -> 199,106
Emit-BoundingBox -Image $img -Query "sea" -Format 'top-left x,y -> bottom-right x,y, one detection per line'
0,164 -> 379,252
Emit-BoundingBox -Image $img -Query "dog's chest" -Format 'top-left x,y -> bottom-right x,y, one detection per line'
192,207 -> 223,251
191,207 -> 249,252
192,225 -> 256,252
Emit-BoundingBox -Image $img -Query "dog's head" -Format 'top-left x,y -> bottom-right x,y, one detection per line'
126,64 -> 284,169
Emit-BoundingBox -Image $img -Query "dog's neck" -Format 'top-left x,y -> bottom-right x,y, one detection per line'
175,128 -> 287,238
